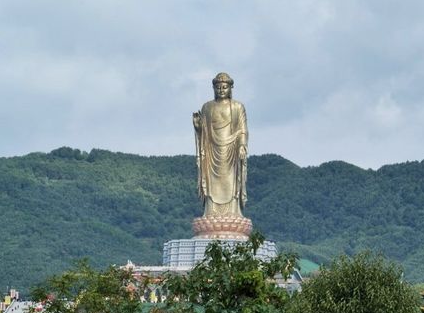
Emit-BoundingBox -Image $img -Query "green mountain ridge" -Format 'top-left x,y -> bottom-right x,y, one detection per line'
0,147 -> 423,295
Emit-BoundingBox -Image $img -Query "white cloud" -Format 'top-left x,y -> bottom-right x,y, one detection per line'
251,86 -> 424,169
370,94 -> 403,129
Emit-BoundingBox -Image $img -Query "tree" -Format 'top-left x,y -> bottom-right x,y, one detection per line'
161,232 -> 298,313
30,259 -> 143,313
287,251 -> 421,313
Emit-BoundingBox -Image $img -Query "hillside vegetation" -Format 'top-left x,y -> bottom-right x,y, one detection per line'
0,147 -> 423,294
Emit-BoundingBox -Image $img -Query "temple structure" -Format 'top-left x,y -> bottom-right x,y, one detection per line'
123,74 -> 302,302
162,73 -> 277,265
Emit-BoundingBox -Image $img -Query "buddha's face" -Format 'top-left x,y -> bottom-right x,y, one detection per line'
214,82 -> 232,100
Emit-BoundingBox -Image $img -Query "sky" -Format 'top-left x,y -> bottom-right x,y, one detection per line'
1,0 -> 424,169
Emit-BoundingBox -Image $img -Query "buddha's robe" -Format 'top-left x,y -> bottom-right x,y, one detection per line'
194,99 -> 248,217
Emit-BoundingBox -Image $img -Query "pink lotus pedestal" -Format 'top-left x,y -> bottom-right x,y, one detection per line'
192,216 -> 253,240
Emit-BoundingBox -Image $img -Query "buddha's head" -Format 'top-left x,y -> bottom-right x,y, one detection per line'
213,73 -> 233,100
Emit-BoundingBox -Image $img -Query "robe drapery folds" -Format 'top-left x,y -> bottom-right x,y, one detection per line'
195,100 -> 248,217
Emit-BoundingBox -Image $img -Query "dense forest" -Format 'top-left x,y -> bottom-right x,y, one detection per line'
0,147 -> 423,295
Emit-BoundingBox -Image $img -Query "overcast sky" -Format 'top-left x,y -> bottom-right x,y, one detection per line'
1,0 -> 424,169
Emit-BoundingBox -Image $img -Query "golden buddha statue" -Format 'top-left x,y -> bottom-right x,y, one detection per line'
192,73 -> 252,239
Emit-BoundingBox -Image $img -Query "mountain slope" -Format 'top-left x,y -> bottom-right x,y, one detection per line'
0,147 -> 423,295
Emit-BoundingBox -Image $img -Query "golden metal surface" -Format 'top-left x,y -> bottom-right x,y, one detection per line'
193,73 -> 248,219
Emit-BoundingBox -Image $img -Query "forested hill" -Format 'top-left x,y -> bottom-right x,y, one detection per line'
1,147 -> 424,295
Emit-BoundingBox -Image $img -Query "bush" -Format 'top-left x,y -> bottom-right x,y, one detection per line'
287,251 -> 421,313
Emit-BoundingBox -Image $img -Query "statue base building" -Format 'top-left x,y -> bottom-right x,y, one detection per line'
162,237 -> 277,267
123,211 -> 302,301
162,214 -> 276,266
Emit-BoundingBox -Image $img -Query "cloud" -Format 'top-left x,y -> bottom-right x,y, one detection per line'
251,87 -> 424,169
0,0 -> 424,168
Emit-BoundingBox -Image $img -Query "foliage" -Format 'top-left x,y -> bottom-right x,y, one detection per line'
161,231 -> 298,313
29,239 -> 421,313
1,148 -> 424,294
414,283 -> 424,293
30,259 -> 142,313
287,251 -> 421,313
